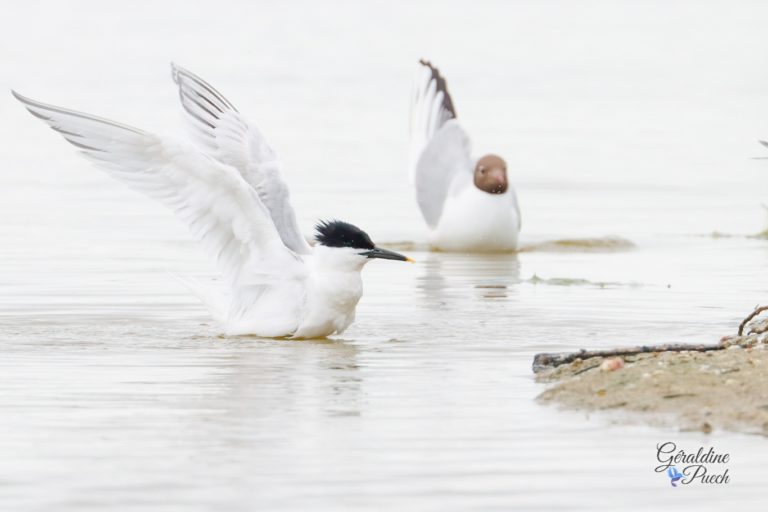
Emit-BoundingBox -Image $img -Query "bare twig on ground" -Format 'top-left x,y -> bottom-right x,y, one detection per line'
738,305 -> 768,336
533,305 -> 768,373
532,342 -> 724,374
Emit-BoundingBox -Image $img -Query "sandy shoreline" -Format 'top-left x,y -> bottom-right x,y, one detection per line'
536,317 -> 768,436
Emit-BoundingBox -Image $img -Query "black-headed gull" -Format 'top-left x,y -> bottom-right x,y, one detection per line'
12,64 -> 413,338
410,60 -> 521,252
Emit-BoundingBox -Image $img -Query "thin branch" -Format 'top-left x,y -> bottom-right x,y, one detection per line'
738,305 -> 768,336
534,306 -> 768,373
532,342 -> 724,374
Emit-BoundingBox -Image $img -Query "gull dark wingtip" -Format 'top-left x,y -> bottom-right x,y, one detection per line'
417,58 -> 456,119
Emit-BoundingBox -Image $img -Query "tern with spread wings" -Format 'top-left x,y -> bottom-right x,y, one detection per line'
410,60 -> 521,252
13,64 -> 412,338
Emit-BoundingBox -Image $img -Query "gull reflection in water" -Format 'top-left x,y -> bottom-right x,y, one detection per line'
417,251 -> 521,306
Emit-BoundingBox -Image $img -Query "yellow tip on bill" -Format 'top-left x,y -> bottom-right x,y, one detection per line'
405,257 -> 416,263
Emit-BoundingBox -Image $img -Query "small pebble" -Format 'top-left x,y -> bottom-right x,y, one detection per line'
600,357 -> 625,372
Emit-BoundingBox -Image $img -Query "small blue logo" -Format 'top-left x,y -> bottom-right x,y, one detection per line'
667,466 -> 683,487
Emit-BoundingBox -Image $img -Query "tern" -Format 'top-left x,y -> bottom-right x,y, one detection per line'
409,60 -> 521,252
12,64 -> 413,338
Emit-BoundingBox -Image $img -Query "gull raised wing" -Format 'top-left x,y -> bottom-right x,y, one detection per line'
410,60 -> 473,228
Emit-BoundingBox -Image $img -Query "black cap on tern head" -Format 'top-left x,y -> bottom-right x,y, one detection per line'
315,220 -> 375,250
314,220 -> 413,262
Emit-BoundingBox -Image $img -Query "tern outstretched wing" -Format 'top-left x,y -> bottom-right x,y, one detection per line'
170,63 -> 311,255
12,91 -> 302,289
410,60 -> 473,228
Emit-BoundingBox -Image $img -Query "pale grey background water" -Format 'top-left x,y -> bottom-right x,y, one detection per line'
1,0 -> 768,510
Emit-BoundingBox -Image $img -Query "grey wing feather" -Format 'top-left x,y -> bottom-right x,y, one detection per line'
171,63 -> 312,255
11,90 -> 301,289
414,121 -> 473,228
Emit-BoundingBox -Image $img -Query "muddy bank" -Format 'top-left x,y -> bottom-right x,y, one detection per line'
379,235 -> 636,253
536,316 -> 768,435
519,236 -> 634,252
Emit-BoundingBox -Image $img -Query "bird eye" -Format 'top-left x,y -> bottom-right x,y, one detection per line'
479,166 -> 485,174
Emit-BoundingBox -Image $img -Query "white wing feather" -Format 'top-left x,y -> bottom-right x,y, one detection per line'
170,63 -> 311,255
414,121 -> 473,228
410,61 -> 473,228
12,91 -> 302,292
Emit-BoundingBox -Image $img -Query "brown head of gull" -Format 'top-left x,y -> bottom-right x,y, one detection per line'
473,154 -> 508,195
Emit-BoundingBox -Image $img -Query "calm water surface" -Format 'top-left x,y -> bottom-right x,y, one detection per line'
2,1 -> 768,510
